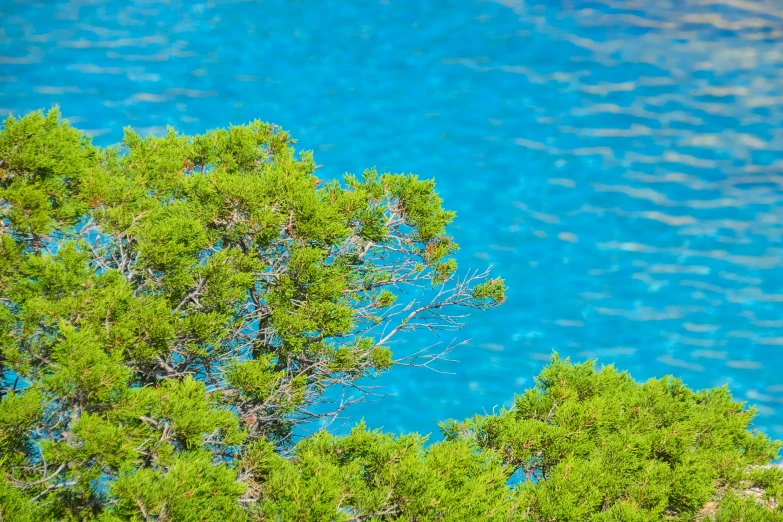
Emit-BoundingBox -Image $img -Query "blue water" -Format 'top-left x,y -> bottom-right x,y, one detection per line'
3,0 -> 783,443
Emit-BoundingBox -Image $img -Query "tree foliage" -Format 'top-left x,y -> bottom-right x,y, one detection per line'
0,107 -> 504,519
1,109 -> 781,521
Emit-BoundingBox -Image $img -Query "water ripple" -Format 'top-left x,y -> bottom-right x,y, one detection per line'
2,0 -> 783,440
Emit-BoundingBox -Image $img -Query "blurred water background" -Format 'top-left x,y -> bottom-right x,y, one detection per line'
2,0 -> 783,442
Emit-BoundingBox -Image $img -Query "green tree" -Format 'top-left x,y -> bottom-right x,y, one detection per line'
0,108 -> 504,519
1,109 -> 781,521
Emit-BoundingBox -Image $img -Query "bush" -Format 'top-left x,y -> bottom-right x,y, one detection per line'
243,356 -> 783,521
0,109 -> 780,521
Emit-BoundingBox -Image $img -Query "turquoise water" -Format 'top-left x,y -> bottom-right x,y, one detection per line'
3,0 -> 783,442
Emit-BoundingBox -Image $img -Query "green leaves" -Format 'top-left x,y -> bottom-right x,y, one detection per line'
155,377 -> 246,449
381,173 -> 456,243
0,390 -> 43,470
47,323 -> 130,405
250,424 -> 515,522
471,277 -> 507,304
226,356 -> 284,403
17,109 -> 778,521
1,109 -> 509,518
107,451 -> 248,522
0,107 -> 97,243
448,354 -> 783,521
0,479 -> 38,522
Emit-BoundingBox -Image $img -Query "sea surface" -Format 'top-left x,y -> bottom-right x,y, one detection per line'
3,0 -> 783,443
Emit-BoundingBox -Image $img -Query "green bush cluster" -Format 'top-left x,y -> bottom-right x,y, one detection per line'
0,109 -> 781,521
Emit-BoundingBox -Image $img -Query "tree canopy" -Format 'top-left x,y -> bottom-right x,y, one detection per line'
0,108 -> 781,521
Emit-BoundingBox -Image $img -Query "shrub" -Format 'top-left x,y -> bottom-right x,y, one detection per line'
245,356 -> 783,521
